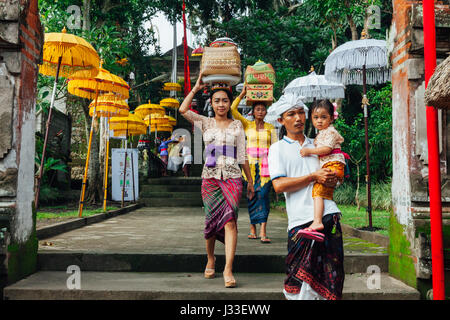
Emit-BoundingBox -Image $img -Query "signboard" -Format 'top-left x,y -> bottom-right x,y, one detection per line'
111,148 -> 139,202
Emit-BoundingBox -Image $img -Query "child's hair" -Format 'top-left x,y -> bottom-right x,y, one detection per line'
309,99 -> 335,122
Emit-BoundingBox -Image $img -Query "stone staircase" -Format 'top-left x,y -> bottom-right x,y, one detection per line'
139,177 -> 248,208
3,206 -> 420,300
2,113 -> 420,300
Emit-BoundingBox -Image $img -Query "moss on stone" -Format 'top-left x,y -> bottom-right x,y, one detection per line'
343,237 -> 388,254
7,201 -> 38,284
388,211 -> 417,288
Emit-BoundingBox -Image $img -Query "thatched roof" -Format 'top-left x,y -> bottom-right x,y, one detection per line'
425,55 -> 450,109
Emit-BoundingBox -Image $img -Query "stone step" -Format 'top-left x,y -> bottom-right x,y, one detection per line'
140,197 -> 204,207
140,191 -> 203,199
36,252 -> 388,274
140,197 -> 248,207
141,184 -> 201,192
145,177 -> 203,185
3,271 -> 420,300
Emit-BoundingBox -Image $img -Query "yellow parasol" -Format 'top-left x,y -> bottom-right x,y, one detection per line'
88,93 -> 130,211
39,27 -> 99,78
160,97 -> 180,108
35,28 -> 100,210
149,114 -> 169,126
163,82 -> 182,92
134,101 -> 166,118
112,127 -> 147,137
150,124 -> 173,133
68,67 -> 130,100
108,115 -> 147,206
167,115 -> 177,127
109,114 -> 147,131
68,61 -> 130,217
89,95 -> 129,118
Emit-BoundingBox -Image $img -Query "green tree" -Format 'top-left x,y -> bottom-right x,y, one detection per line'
38,0 -> 159,203
334,82 -> 392,207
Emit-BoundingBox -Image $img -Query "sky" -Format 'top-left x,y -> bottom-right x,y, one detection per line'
145,12 -> 197,55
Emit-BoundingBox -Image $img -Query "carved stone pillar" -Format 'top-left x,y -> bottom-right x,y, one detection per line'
390,0 -> 450,298
0,0 -> 43,292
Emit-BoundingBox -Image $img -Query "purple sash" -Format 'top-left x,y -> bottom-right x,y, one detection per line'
205,144 -> 237,167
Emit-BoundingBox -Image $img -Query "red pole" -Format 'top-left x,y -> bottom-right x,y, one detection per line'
182,0 -> 192,102
423,0 -> 445,300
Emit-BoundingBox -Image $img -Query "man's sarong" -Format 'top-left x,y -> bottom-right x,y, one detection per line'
202,178 -> 243,243
284,212 -> 345,300
247,163 -> 271,225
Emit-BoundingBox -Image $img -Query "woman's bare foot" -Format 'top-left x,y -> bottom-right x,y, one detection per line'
223,267 -> 236,288
204,257 -> 216,279
206,257 -> 215,269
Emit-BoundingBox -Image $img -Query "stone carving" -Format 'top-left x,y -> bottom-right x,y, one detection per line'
0,71 -> 14,159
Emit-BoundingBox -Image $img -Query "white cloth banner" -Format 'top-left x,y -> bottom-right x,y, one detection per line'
111,148 -> 139,201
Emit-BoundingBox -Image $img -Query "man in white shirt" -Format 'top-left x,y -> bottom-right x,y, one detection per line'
268,94 -> 345,300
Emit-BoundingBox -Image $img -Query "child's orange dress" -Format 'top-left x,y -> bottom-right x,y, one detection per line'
312,125 -> 345,200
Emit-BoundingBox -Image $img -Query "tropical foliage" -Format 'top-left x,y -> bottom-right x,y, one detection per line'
36,0 -> 394,205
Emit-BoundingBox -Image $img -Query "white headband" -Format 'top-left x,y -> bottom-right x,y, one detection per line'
267,93 -> 309,119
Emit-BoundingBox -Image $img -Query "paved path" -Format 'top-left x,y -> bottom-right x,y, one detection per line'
5,206 -> 421,300
38,206 -> 387,255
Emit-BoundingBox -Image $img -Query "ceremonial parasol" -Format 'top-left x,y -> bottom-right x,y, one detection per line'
146,114 -> 170,139
89,93 -> 130,211
135,102 -> 166,117
160,98 -> 180,108
283,68 -> 345,102
35,27 -> 100,209
89,94 -> 129,117
163,82 -> 182,92
134,101 -> 166,136
150,124 -> 173,133
109,115 -> 147,206
167,115 -> 177,127
68,62 -> 130,217
324,30 -> 391,228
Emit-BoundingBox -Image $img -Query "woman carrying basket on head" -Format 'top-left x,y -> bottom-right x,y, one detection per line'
231,86 -> 278,243
179,72 -> 255,288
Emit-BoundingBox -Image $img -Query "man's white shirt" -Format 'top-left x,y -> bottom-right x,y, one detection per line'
268,135 -> 341,231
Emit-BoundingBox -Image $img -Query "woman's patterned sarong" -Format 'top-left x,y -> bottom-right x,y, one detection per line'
284,212 -> 345,300
201,178 -> 243,243
247,163 -> 271,225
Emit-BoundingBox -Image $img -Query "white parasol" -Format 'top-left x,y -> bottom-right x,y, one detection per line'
324,38 -> 391,85
283,70 -> 345,102
323,30 -> 391,229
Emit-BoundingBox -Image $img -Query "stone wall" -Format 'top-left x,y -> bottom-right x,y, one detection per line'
0,0 -> 43,295
390,0 -> 450,298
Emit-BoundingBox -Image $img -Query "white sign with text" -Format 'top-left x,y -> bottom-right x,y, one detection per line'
111,148 -> 139,202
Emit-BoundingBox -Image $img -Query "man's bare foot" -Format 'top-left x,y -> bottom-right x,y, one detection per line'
308,221 -> 324,231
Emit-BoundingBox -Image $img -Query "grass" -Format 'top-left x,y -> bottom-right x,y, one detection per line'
270,198 -> 390,237
334,181 -> 392,211
37,206 -> 118,220
339,204 -> 390,237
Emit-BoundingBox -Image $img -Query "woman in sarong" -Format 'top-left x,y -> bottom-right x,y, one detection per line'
231,86 -> 277,243
180,73 -> 255,288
